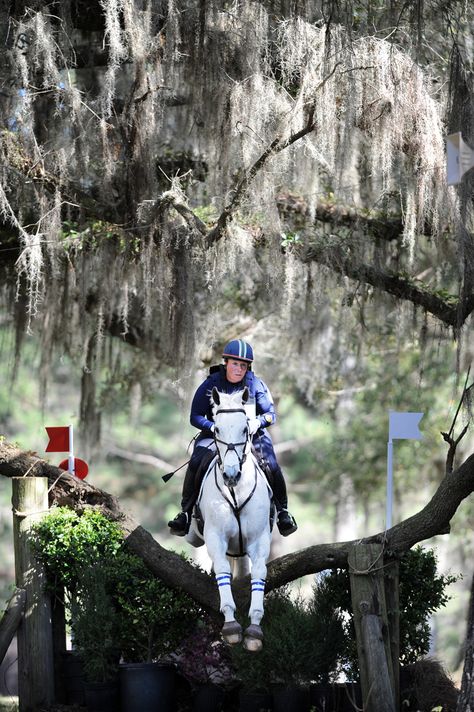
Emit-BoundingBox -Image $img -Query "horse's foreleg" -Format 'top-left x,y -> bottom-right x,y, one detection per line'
206,534 -> 242,644
244,544 -> 269,652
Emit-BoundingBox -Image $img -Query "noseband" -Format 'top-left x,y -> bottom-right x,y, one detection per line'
213,407 -> 249,473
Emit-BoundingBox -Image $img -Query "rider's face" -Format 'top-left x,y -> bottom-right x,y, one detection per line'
225,359 -> 248,383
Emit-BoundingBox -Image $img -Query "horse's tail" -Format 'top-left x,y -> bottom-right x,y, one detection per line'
230,555 -> 250,581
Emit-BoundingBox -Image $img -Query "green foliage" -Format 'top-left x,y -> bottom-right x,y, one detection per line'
31,507 -> 123,595
398,547 -> 458,664
231,580 -> 346,690
280,231 -> 301,248
111,551 -> 200,663
70,565 -> 121,683
319,546 -> 459,677
32,507 -> 200,668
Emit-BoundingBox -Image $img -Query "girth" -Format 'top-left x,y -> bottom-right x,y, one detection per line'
213,461 -> 258,557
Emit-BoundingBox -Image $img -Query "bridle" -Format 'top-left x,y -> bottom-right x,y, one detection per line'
213,407 -> 250,474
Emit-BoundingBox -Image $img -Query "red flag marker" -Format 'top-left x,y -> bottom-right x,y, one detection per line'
45,426 -> 70,452
58,458 -> 89,480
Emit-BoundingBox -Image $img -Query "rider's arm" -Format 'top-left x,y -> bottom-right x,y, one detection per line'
190,380 -> 215,432
254,379 -> 276,428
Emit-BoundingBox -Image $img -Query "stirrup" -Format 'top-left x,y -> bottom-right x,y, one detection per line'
277,509 -> 297,537
168,511 -> 189,536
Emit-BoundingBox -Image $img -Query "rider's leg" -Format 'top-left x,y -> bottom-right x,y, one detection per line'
255,433 -> 297,536
168,445 -> 212,535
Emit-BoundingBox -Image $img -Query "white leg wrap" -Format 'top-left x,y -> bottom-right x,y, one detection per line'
216,572 -> 235,621
250,578 -> 266,626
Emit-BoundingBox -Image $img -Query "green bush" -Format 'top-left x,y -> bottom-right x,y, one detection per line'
320,546 -> 458,676
70,565 -> 121,682
31,507 -> 123,597
111,550 -> 200,663
231,580 -> 347,690
32,506 -> 201,668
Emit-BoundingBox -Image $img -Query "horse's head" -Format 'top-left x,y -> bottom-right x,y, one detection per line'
212,387 -> 250,487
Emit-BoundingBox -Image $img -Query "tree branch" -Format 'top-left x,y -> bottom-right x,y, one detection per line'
299,236 -> 474,329
1,437 -> 474,608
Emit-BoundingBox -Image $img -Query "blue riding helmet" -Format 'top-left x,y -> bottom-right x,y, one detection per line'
222,339 -> 254,363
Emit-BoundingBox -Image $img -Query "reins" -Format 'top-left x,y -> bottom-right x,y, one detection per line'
213,461 -> 258,556
213,405 -> 255,555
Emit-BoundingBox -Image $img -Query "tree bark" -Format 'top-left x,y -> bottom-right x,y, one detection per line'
1,438 -> 474,612
457,573 -> 474,712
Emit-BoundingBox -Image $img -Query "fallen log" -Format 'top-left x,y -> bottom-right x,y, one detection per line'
1,438 -> 474,610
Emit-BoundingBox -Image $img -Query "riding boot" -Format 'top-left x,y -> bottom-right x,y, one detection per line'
168,448 -> 216,536
168,465 -> 196,536
268,466 -> 298,537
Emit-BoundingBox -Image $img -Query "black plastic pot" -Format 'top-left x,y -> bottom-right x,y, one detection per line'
272,684 -> 310,712
192,682 -> 225,711
120,661 -> 176,712
309,682 -> 362,712
239,690 -> 273,711
61,651 -> 85,705
84,679 -> 119,712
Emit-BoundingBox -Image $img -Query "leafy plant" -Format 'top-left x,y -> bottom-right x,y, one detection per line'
320,546 -> 459,677
231,581 -> 346,690
70,564 -> 121,683
171,617 -> 234,688
32,507 -> 201,667
31,507 -> 123,597
112,551 -> 200,663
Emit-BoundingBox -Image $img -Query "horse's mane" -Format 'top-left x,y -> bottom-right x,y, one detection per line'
211,389 -> 246,416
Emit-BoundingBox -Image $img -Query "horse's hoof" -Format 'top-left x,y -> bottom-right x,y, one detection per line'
243,636 -> 263,652
243,624 -> 263,652
222,621 -> 242,645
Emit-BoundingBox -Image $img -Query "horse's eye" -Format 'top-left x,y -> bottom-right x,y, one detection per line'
215,427 -> 219,434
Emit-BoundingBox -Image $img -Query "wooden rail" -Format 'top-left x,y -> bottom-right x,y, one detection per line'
0,587 -> 26,664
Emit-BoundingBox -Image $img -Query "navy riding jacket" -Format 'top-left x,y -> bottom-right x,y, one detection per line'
190,366 -> 276,437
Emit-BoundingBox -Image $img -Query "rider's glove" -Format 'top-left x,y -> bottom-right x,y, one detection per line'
248,418 -> 261,435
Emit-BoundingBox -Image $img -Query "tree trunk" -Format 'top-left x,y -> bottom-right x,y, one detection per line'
457,573 -> 474,712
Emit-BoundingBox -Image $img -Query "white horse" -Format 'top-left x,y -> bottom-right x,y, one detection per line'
186,387 -> 272,651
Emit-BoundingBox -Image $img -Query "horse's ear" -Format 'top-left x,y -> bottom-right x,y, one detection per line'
242,386 -> 249,403
212,387 -> 221,405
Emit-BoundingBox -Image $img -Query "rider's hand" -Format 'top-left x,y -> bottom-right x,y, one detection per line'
248,418 -> 261,435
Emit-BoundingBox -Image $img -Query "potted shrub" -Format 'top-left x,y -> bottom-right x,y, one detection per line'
32,507 -> 125,710
112,550 -> 200,712
70,564 -> 121,711
258,589 -> 312,712
171,617 -> 234,711
32,507 -> 201,712
230,638 -> 273,712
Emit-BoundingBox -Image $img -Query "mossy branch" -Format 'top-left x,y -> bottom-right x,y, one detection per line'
1,437 -> 473,610
299,236 -> 474,329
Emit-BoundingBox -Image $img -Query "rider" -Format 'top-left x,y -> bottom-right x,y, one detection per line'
168,339 -> 298,537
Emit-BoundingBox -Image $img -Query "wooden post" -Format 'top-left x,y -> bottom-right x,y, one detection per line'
52,592 -> 67,703
0,588 -> 26,664
384,560 -> 400,710
348,543 -> 395,712
12,477 -> 55,711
